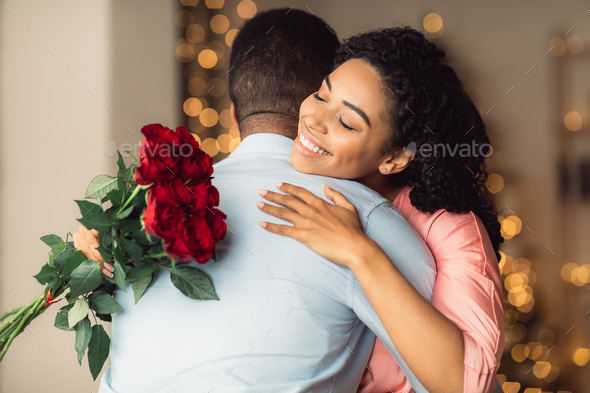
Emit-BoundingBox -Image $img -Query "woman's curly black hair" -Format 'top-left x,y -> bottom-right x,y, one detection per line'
334,26 -> 504,262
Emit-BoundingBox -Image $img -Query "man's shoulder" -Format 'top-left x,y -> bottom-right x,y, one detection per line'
212,154 -> 390,223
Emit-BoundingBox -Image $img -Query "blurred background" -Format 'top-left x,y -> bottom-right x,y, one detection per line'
1,0 -> 589,392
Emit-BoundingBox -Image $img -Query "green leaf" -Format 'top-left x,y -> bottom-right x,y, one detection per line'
112,259 -> 127,292
88,291 -> 123,314
47,274 -> 62,291
40,234 -> 63,247
170,266 -> 219,300
88,324 -> 110,381
96,245 -> 113,262
98,230 -> 113,249
34,264 -> 56,285
68,297 -> 89,328
75,200 -> 102,217
96,313 -> 112,322
119,237 -> 143,263
74,317 -> 92,365
121,164 -> 136,182
69,260 -> 103,298
54,287 -> 71,302
85,174 -> 118,203
131,230 -> 152,246
127,262 -> 158,281
48,242 -> 67,267
107,189 -> 122,208
77,214 -> 115,232
116,151 -> 126,173
132,188 -> 147,208
132,274 -> 152,304
118,220 -> 141,234
62,251 -> 87,279
115,205 -> 134,220
54,304 -> 75,331
117,177 -> 127,200
54,248 -> 75,270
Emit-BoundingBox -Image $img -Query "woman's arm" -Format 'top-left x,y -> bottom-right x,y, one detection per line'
358,198 -> 504,393
257,182 -> 464,393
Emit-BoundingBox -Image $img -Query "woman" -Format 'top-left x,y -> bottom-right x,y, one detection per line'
255,27 -> 504,393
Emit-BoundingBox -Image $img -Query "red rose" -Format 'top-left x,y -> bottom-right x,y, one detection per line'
185,213 -> 215,263
134,124 -> 184,185
186,178 -> 218,212
175,126 -> 202,152
150,178 -> 193,207
206,207 -> 227,243
163,228 -> 195,262
179,148 -> 213,183
143,195 -> 184,240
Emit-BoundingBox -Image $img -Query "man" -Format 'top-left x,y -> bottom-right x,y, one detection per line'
97,8 -> 436,393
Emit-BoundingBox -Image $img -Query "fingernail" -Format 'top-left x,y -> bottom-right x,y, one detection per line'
275,182 -> 283,188
108,272 -> 114,278
259,221 -> 267,228
258,189 -> 268,196
256,201 -> 265,208
108,264 -> 114,272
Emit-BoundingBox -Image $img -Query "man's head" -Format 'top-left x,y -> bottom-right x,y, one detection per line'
228,8 -> 339,138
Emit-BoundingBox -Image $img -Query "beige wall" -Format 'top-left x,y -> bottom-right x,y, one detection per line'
0,0 -> 179,391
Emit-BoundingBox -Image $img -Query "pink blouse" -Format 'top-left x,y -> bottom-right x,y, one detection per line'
357,185 -> 505,393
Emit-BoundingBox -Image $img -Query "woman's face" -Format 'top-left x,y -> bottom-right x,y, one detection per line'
290,58 -> 392,181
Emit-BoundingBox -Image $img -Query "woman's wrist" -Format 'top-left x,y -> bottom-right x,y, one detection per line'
347,236 -> 387,273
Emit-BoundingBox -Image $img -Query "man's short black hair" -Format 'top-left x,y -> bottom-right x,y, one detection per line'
229,8 -> 339,127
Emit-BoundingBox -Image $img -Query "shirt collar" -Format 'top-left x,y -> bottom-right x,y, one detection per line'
229,132 -> 295,157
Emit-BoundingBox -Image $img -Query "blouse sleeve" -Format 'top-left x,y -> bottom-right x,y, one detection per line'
428,212 -> 504,393
356,211 -> 504,393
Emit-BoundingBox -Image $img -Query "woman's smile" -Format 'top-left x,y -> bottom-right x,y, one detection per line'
294,125 -> 333,158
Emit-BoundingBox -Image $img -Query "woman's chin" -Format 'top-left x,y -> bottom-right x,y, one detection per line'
290,148 -> 321,175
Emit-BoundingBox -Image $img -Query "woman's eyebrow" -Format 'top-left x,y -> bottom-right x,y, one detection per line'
343,101 -> 371,127
324,74 -> 371,127
324,75 -> 332,91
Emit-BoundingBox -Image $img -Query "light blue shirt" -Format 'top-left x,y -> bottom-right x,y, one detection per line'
99,133 -> 437,393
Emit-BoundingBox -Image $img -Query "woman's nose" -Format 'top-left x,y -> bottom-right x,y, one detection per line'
305,111 -> 328,135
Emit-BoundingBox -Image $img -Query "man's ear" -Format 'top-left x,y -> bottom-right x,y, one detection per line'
379,149 -> 415,175
230,102 -> 239,131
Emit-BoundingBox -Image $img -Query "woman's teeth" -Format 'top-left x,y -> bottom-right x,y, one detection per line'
299,133 -> 332,156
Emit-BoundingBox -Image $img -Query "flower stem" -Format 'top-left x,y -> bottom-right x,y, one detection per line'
0,294 -> 45,361
116,184 -> 148,216
144,252 -> 168,259
0,294 -> 42,336
0,307 -> 23,323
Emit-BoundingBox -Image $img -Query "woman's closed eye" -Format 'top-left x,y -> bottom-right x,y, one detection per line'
313,92 -> 325,103
313,92 -> 356,132
339,118 -> 355,131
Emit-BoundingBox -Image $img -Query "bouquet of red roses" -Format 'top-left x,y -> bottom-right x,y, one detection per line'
0,123 -> 227,380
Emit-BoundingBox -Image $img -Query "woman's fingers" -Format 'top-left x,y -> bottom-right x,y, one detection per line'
258,189 -> 312,215
256,200 -> 299,224
274,182 -> 324,207
101,262 -> 114,278
259,221 -> 299,240
322,184 -> 357,212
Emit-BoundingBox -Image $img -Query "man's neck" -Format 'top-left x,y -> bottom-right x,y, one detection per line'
238,113 -> 298,140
